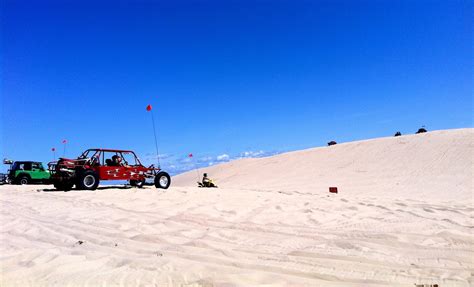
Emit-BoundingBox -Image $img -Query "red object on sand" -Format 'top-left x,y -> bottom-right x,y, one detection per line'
146,104 -> 152,111
329,187 -> 338,193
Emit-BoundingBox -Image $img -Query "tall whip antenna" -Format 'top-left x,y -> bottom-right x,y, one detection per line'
62,139 -> 67,157
147,104 -> 161,168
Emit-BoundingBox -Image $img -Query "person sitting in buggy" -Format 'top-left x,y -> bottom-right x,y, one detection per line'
198,173 -> 218,188
106,155 -> 123,167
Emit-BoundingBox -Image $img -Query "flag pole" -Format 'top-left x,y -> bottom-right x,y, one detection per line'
189,154 -> 201,182
147,105 -> 161,168
62,140 -> 67,157
195,163 -> 201,182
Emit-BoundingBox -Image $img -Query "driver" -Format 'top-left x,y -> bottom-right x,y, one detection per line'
111,155 -> 130,167
111,155 -> 123,166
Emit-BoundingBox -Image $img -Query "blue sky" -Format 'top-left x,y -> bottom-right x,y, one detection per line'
1,0 -> 472,174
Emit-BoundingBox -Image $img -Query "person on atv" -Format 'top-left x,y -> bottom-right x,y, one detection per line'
202,173 -> 217,188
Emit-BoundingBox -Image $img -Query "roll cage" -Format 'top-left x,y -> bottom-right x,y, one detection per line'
78,149 -> 145,167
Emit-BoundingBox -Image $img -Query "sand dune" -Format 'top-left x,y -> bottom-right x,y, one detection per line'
174,128 -> 473,202
1,129 -> 473,286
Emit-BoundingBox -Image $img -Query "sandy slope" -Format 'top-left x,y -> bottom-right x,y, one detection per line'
1,129 -> 473,286
174,129 -> 473,202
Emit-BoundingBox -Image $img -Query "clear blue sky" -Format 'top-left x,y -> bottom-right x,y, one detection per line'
1,0 -> 472,174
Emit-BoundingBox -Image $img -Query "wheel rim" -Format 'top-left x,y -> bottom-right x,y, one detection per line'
159,176 -> 168,187
84,175 -> 96,188
20,178 -> 28,185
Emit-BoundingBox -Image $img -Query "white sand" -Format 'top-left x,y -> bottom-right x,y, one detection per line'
1,128 -> 473,286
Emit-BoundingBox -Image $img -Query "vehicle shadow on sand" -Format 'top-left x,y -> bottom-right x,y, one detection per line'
39,185 -> 136,192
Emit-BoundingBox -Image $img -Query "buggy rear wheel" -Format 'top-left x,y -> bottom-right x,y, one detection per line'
154,172 -> 171,189
76,170 -> 99,190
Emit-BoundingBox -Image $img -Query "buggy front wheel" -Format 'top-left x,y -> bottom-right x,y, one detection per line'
154,172 -> 171,189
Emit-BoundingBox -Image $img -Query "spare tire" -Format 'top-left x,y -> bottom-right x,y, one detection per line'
76,170 -> 99,190
154,172 -> 171,189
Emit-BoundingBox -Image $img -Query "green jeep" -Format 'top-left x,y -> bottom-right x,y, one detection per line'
9,161 -> 51,185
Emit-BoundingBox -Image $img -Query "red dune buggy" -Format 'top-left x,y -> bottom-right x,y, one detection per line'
49,148 -> 170,191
